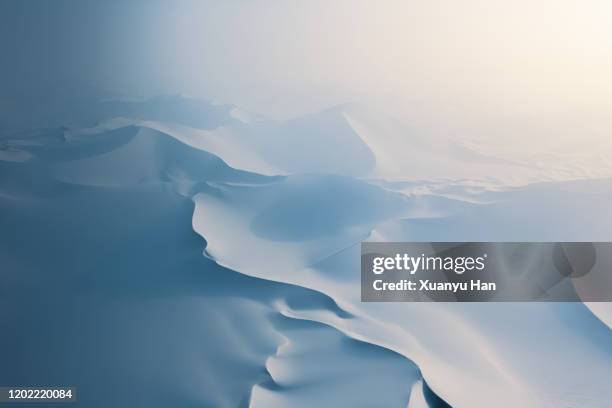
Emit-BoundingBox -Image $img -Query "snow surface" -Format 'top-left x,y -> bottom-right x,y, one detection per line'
1,96 -> 611,407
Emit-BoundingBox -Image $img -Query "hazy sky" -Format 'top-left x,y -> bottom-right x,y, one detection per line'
3,0 -> 612,124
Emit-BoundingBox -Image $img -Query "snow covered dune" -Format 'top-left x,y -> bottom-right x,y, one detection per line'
2,96 -> 611,407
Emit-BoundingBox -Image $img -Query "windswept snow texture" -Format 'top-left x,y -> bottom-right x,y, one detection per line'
1,96 -> 611,408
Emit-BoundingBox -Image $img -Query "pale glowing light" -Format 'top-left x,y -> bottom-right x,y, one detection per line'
148,0 -> 612,125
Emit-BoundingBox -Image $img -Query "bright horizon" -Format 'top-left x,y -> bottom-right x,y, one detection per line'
3,0 -> 612,124
155,0 -> 612,121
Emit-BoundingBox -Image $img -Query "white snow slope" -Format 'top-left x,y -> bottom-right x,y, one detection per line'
1,96 -> 611,408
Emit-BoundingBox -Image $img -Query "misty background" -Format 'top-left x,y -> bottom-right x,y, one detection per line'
2,0 -> 612,140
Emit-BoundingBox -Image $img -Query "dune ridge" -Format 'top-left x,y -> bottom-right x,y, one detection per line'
2,95 -> 611,407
